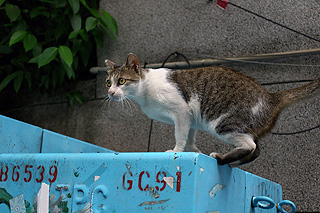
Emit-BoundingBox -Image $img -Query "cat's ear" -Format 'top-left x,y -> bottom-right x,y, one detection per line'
125,53 -> 140,73
105,59 -> 116,70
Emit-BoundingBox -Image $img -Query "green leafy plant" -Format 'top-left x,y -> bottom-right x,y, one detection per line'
0,0 -> 117,105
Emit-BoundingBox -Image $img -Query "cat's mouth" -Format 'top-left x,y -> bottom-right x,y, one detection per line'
108,95 -> 122,102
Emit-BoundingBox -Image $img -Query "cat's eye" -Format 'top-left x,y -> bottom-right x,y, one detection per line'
106,80 -> 112,87
118,78 -> 126,85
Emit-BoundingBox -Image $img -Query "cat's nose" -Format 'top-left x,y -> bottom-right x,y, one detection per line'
108,90 -> 115,96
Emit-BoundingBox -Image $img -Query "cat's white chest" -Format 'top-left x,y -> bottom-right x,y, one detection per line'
133,68 -> 188,125
141,103 -> 175,125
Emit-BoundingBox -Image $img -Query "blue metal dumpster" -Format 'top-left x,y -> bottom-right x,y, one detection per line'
0,115 -> 294,212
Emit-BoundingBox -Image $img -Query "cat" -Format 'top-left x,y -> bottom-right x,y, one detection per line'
105,53 -> 320,167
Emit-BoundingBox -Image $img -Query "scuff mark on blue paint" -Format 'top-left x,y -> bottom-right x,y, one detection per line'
209,184 -> 225,199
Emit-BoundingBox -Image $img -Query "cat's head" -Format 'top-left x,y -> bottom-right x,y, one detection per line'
105,53 -> 142,102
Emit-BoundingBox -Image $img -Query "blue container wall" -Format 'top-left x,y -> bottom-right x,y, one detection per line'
195,155 -> 282,213
0,115 -> 283,212
0,115 -> 114,154
0,153 -> 282,213
0,115 -> 42,153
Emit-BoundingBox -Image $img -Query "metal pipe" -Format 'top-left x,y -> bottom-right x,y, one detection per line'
90,48 -> 320,74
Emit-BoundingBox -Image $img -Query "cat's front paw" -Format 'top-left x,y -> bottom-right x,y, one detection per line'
185,145 -> 202,153
165,150 -> 176,153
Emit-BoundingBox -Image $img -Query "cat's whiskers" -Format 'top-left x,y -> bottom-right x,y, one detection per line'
122,96 -> 136,113
116,96 -> 126,110
100,96 -> 112,110
125,95 -> 136,106
122,98 -> 131,112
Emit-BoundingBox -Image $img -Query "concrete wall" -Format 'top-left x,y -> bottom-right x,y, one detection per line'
98,0 -> 320,65
1,0 -> 319,211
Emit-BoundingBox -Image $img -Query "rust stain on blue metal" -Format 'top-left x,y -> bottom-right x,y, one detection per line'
74,172 -> 79,177
138,199 -> 170,207
145,187 -> 160,199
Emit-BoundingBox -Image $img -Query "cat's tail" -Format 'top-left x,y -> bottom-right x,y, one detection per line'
274,77 -> 320,109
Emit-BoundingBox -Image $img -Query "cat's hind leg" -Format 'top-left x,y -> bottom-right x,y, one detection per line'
229,143 -> 260,167
185,129 -> 201,153
210,133 -> 258,166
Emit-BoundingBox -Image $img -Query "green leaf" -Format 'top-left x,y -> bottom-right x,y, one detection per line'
65,93 -> 75,106
74,91 -> 87,104
86,7 -> 100,19
79,0 -> 98,17
91,28 -> 104,48
64,91 -> 87,106
80,42 -> 92,67
71,39 -> 82,54
25,72 -> 32,90
38,47 -> 58,67
85,17 -> 97,32
69,29 -> 87,40
0,0 -> 6,7
14,71 -> 23,93
62,60 -> 75,79
55,21 -> 69,40
79,0 -> 88,9
29,44 -> 42,63
28,55 -> 40,63
79,0 -> 118,41
74,94 -> 83,104
68,31 -> 79,39
5,3 -> 21,22
12,20 -> 27,32
32,43 -> 42,57
78,30 -> 89,42
100,24 -> 117,42
23,33 -> 37,52
73,55 -> 79,71
0,72 -> 18,92
9,30 -> 27,46
54,0 -> 67,8
68,0 -> 80,14
59,46 -> 73,67
30,7 -> 50,19
70,14 -> 82,31
101,10 -> 118,35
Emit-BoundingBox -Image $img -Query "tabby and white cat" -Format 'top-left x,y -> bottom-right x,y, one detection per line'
105,53 -> 319,167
